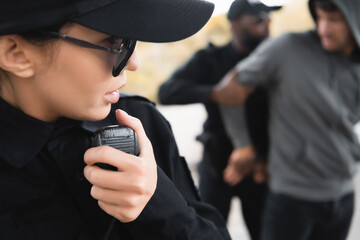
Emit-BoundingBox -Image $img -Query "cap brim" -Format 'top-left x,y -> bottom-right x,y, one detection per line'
253,4 -> 282,14
73,0 -> 214,43
263,5 -> 282,12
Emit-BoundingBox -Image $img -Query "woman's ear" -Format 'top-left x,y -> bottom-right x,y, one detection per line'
0,35 -> 35,78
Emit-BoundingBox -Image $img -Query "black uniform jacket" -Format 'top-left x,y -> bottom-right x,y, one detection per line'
0,94 -> 230,240
159,43 -> 268,172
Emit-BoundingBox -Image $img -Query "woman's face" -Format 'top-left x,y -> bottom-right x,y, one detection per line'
2,23 -> 139,122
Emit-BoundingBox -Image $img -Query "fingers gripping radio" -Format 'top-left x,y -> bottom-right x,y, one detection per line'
91,125 -> 140,170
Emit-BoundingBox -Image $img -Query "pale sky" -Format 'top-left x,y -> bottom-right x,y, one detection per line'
208,0 -> 289,16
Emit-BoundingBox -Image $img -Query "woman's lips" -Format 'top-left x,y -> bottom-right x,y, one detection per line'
104,90 -> 120,104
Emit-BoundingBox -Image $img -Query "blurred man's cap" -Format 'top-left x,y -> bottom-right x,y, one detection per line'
227,0 -> 282,20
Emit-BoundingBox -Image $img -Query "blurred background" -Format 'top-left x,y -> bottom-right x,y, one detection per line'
120,0 -> 360,239
121,0 -> 314,101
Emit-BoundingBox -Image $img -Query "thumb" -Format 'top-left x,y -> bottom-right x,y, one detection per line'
115,109 -> 152,156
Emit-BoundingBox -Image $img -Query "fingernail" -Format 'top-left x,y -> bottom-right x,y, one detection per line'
117,109 -> 128,115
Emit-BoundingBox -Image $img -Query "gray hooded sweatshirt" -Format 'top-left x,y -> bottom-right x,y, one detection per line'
220,0 -> 360,201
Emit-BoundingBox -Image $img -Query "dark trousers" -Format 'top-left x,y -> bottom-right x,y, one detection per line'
198,162 -> 267,240
261,191 -> 354,240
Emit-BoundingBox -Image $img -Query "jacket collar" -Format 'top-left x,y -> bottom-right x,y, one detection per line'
225,42 -> 250,60
0,97 -> 55,168
0,97 -> 96,168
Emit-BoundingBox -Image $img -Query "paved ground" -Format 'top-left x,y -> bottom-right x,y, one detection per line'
157,103 -> 360,240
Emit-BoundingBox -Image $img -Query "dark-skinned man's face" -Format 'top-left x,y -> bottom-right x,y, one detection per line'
233,12 -> 271,51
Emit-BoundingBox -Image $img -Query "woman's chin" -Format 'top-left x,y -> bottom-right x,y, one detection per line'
76,106 -> 112,122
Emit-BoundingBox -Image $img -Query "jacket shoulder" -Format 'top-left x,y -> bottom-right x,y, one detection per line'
113,93 -> 157,120
275,31 -> 317,45
203,42 -> 230,56
116,93 -> 155,107
115,94 -> 181,177
193,42 -> 226,58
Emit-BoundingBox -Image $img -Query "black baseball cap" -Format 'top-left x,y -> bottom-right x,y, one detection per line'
0,0 -> 214,43
227,0 -> 282,20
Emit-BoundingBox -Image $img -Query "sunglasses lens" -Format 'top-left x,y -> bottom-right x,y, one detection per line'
256,17 -> 264,24
112,39 -> 136,77
255,13 -> 269,25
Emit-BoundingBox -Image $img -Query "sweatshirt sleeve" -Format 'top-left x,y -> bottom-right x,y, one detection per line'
219,104 -> 252,149
235,36 -> 283,87
218,36 -> 284,150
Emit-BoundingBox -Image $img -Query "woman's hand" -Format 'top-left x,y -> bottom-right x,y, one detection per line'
83,109 -> 157,223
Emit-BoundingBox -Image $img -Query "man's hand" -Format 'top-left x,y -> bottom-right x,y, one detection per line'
223,146 -> 256,186
83,109 -> 157,223
253,161 -> 269,184
211,68 -> 253,106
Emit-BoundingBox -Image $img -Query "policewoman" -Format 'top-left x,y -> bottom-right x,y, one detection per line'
0,0 -> 231,239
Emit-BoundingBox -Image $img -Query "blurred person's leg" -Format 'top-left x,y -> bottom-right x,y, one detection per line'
236,176 -> 267,240
198,160 -> 232,221
261,192 -> 315,240
309,193 -> 354,240
261,191 -> 354,240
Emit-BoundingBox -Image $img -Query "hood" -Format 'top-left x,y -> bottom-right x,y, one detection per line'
308,0 -> 360,48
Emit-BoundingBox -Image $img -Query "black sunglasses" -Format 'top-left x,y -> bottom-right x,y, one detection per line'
254,12 -> 270,25
41,31 -> 136,77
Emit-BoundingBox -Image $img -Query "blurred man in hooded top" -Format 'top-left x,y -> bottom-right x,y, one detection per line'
215,0 -> 360,239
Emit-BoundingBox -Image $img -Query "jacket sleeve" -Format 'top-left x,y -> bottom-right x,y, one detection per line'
158,47 -> 216,105
115,96 -> 231,240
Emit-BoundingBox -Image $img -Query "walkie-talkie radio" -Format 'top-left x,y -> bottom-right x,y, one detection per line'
91,125 -> 140,170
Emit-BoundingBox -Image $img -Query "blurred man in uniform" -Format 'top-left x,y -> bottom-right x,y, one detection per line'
158,1 -> 281,239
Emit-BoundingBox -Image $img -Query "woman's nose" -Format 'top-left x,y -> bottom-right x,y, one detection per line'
125,50 -> 140,72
